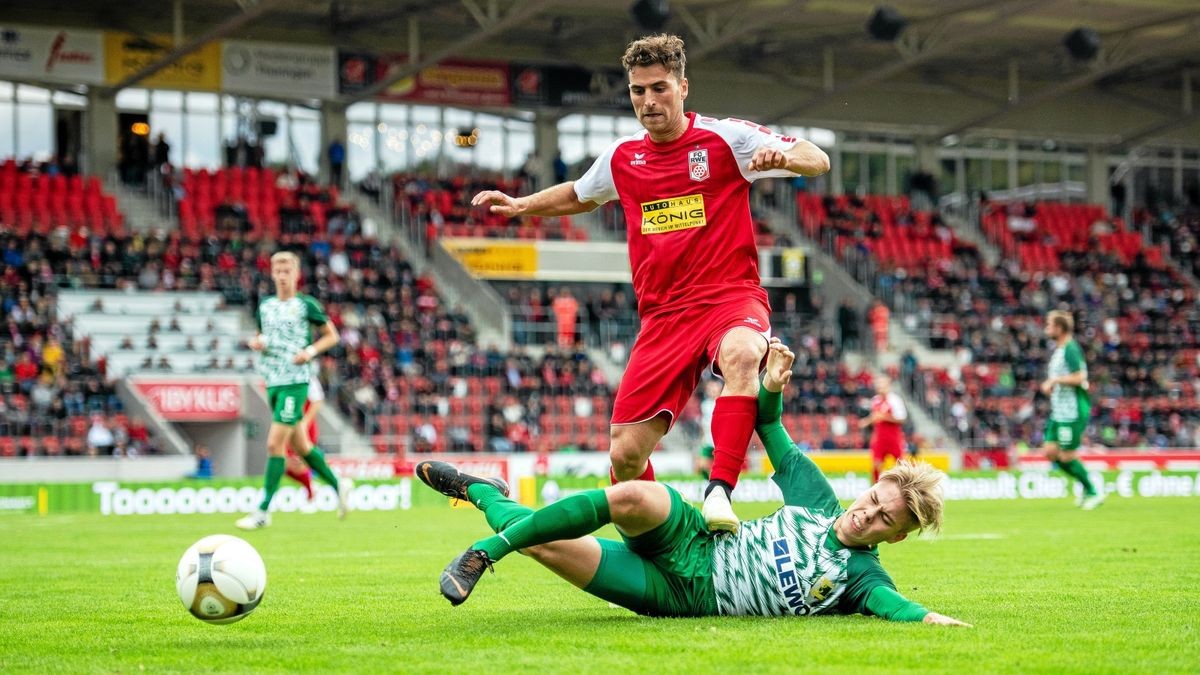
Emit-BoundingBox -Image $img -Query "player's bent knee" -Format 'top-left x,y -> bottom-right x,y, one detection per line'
606,481 -> 666,519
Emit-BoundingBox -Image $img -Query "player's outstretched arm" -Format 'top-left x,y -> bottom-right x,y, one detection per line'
747,140 -> 830,177
757,339 -> 800,471
471,182 -> 598,218
865,586 -> 971,627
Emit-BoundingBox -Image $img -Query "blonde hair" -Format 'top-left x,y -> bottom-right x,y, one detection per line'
270,251 -> 301,267
1047,309 -> 1074,334
621,34 -> 686,80
879,460 -> 944,534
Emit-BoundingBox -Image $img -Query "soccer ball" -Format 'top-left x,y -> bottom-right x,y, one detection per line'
176,534 -> 267,624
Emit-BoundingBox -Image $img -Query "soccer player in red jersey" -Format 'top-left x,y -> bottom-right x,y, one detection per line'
472,34 -> 829,532
284,374 -> 326,500
859,375 -> 909,482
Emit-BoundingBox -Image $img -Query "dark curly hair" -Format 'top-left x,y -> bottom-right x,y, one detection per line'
621,34 -> 686,80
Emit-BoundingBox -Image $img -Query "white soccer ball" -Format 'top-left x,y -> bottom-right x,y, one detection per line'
176,534 -> 267,624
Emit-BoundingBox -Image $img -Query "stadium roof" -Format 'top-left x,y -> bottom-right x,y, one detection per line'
10,0 -> 1200,146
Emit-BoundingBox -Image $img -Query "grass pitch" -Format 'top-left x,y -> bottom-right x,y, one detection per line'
1,494 -> 1198,673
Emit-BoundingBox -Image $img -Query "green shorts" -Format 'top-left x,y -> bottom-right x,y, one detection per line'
1045,418 -> 1087,451
582,486 -> 719,617
267,383 -> 308,425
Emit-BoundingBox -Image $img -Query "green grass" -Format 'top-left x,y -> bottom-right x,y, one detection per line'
1,496 -> 1198,673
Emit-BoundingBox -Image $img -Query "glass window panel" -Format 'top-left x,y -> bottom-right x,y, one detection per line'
0,100 -> 13,157
506,121 -> 535,173
841,152 -> 861,195
411,105 -> 438,124
149,110 -> 183,165
1042,160 -> 1061,184
868,153 -> 887,195
52,91 -> 86,107
1017,160 -> 1037,187
260,114 -> 289,167
16,103 -> 53,158
184,111 -> 220,169
346,102 -> 375,122
473,119 -> 503,172
965,158 -> 984,193
988,159 -> 1009,191
151,90 -> 183,110
290,118 -> 320,174
16,85 -> 50,103
347,120 -> 376,180
116,88 -> 149,110
186,92 -> 218,112
558,114 -> 585,133
895,154 -> 913,192
0,81 -> 13,98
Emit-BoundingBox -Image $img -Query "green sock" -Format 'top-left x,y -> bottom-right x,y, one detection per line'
1056,459 -> 1096,496
302,447 -> 340,489
466,483 -> 534,533
472,489 -> 611,562
1062,459 -> 1097,496
258,456 -> 286,511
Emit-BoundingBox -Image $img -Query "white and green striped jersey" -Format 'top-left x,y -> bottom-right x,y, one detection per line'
1048,339 -> 1090,422
712,506 -> 850,616
256,294 -> 328,388
710,450 -> 893,617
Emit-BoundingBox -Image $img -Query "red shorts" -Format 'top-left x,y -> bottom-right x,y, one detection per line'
612,296 -> 771,430
872,443 -> 904,464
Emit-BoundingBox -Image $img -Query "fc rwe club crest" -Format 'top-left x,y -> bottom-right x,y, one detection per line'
688,148 -> 709,181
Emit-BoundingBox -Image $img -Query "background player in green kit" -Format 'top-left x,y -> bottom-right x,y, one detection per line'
1040,310 -> 1104,510
420,339 -> 969,626
236,251 -> 352,530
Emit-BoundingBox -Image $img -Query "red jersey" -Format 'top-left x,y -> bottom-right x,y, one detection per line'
574,112 -> 797,317
869,392 -> 908,451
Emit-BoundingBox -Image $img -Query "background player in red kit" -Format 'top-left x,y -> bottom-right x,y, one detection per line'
859,375 -> 909,481
284,373 -> 325,499
472,34 -> 829,532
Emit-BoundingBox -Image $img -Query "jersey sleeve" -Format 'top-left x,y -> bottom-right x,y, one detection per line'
839,551 -> 904,617
572,141 -> 621,205
714,117 -> 801,182
301,294 -> 329,325
1065,341 -> 1086,375
886,392 -> 908,421
758,386 -> 839,511
863,586 -> 929,622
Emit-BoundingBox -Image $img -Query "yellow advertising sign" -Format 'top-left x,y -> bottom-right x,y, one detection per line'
762,452 -> 952,474
640,194 -> 706,235
104,32 -> 221,91
441,238 -> 537,278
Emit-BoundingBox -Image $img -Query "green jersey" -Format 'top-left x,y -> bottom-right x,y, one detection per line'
1048,338 -> 1090,423
711,400 -> 895,617
256,294 -> 328,387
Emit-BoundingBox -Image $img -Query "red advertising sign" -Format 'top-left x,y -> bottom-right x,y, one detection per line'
133,381 -> 241,420
376,56 -> 510,106
1017,451 -> 1200,471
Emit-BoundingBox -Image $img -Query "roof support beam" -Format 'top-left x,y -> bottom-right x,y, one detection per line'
340,0 -> 556,106
765,0 -> 1048,124
102,0 -> 290,94
932,20 -> 1200,140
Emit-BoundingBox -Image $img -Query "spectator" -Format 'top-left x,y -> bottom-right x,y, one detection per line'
836,300 -> 860,352
328,138 -> 346,187
868,300 -> 890,353
189,445 -> 214,479
86,414 -> 115,456
551,289 -> 579,348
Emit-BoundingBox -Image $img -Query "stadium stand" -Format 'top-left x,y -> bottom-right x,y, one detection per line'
381,172 -> 586,241
795,192 -> 1200,448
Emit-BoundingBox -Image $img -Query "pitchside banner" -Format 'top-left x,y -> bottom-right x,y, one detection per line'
221,40 -> 336,100
2,470 -> 1197,516
0,24 -> 104,85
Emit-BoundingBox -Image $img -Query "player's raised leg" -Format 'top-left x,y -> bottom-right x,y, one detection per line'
702,326 -> 769,533
439,481 -> 673,605
609,416 -> 668,482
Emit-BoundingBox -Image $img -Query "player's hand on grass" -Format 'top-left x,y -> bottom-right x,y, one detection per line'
471,190 -> 523,217
923,612 -> 972,627
763,337 -> 794,393
747,147 -> 789,172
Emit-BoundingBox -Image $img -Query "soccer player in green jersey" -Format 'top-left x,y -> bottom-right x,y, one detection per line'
1040,310 -> 1104,510
236,251 -> 352,530
419,339 -> 969,626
